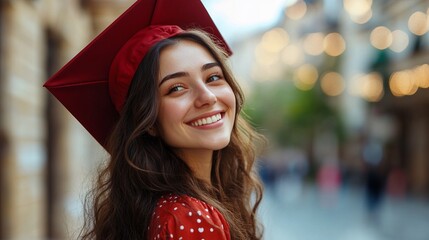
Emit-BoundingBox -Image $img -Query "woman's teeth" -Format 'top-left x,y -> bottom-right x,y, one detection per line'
191,113 -> 222,126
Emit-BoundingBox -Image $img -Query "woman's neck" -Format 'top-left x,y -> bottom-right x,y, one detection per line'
175,149 -> 213,184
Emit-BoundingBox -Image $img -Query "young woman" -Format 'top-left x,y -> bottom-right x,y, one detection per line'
78,26 -> 265,239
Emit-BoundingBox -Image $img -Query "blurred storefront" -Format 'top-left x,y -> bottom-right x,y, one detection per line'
0,0 -> 133,239
374,1 -> 429,196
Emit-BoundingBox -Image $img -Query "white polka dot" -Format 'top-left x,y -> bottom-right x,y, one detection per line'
206,215 -> 210,219
170,234 -> 173,238
210,228 -> 214,232
163,200 -> 167,203
188,211 -> 193,216
174,207 -> 178,211
180,225 -> 184,230
205,208 -> 209,212
158,225 -> 161,228
179,237 -> 183,240
198,227 -> 204,233
197,218 -> 201,223
197,210 -> 202,216
190,228 -> 194,233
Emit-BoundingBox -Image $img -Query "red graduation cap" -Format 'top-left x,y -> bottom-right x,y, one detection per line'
44,0 -> 232,150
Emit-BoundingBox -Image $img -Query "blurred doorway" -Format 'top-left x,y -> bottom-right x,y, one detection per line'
45,28 -> 60,239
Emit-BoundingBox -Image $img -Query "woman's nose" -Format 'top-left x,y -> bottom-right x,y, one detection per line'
194,85 -> 217,108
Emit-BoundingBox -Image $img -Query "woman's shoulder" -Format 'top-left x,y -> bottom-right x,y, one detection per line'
148,193 -> 230,240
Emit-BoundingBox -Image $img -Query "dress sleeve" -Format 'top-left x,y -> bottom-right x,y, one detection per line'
148,194 -> 231,240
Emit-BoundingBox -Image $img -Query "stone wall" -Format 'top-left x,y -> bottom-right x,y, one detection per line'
0,0 -> 133,238
1,1 -> 49,237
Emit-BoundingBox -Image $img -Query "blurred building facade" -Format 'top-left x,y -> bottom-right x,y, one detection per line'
231,0 -> 429,197
375,0 -> 429,196
0,0 -> 133,239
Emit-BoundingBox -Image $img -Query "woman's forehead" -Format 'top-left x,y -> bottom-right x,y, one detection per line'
158,40 -> 218,74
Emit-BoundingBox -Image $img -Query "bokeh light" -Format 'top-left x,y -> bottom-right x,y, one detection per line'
320,72 -> 345,96
260,28 -> 289,53
408,11 -> 429,36
389,30 -> 409,53
414,64 -> 429,88
349,9 -> 373,24
254,44 -> 279,66
285,0 -> 307,20
293,64 -> 318,90
370,26 -> 393,50
281,44 -> 304,66
303,32 -> 325,56
343,0 -> 372,17
389,70 -> 418,96
323,32 -> 346,56
359,72 -> 384,102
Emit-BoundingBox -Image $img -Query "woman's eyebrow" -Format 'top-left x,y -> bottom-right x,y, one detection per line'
201,62 -> 220,71
159,62 -> 221,87
159,72 -> 189,87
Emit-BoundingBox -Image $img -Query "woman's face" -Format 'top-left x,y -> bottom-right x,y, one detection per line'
156,40 -> 236,161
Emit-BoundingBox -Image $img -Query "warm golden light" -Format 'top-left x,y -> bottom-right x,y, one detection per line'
323,33 -> 346,56
260,28 -> 289,53
343,0 -> 372,17
370,26 -> 393,50
281,44 -> 304,66
389,30 -> 409,53
360,73 -> 384,102
349,9 -> 373,24
285,0 -> 307,20
303,32 -> 325,56
294,64 -> 318,90
320,72 -> 345,96
408,11 -> 429,36
389,71 -> 418,96
413,64 -> 429,88
254,45 -> 279,66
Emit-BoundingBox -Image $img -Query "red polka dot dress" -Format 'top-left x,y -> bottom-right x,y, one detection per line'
148,194 -> 231,240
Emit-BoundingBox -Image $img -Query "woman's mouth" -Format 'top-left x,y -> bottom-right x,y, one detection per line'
190,113 -> 222,127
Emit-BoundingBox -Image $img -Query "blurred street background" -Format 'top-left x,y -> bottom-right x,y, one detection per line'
1,0 -> 429,239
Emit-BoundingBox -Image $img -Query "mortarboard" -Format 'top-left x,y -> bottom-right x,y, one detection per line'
43,0 -> 232,150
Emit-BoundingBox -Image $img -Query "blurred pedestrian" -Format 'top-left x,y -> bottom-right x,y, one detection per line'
317,160 -> 341,206
362,139 -> 386,222
44,0 -> 265,239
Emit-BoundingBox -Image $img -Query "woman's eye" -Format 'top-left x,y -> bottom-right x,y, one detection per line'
168,85 -> 185,94
207,74 -> 222,83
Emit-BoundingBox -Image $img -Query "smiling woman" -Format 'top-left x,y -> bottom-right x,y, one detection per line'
44,0 -> 265,239
103,29 -> 264,239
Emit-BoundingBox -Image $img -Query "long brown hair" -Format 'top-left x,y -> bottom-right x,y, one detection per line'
80,30 -> 264,240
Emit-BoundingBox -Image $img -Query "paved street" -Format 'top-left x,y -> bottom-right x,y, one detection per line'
259,184 -> 429,240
